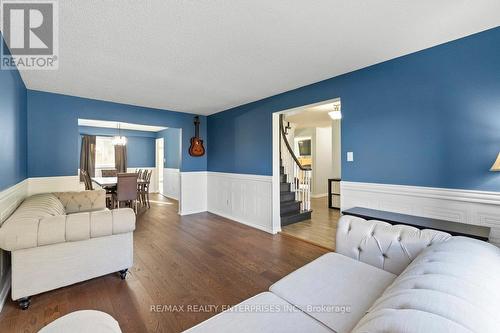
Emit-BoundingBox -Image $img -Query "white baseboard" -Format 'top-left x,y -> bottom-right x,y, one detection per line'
163,168 -> 180,200
0,270 -> 11,313
180,171 -> 207,215
207,172 -> 273,233
208,209 -> 273,233
341,181 -> 500,246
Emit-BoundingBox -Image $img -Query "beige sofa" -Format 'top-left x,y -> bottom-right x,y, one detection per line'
185,216 -> 500,332
0,190 -> 136,309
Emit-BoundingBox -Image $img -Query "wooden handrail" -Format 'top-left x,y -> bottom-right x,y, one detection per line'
280,114 -> 311,171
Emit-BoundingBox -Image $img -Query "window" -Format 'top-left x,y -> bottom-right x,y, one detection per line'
95,136 -> 115,168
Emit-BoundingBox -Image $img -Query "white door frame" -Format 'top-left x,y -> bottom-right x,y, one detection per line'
155,138 -> 164,195
271,98 -> 341,234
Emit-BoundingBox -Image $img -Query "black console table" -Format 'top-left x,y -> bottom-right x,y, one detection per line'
342,207 -> 490,241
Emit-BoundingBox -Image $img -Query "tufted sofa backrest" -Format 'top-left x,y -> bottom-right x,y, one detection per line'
336,215 -> 451,275
353,236 -> 500,332
53,190 -> 106,214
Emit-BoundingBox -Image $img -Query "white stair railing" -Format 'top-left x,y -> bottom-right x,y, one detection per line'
280,115 -> 312,212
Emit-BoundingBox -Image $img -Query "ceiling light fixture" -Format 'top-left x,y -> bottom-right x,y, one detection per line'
112,123 -> 127,146
328,103 -> 342,120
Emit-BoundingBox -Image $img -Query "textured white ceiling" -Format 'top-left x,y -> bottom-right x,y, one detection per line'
17,1 -> 500,115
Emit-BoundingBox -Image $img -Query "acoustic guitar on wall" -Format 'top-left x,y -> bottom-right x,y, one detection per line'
189,116 -> 205,157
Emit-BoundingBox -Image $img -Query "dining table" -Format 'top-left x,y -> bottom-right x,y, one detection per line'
92,176 -> 148,188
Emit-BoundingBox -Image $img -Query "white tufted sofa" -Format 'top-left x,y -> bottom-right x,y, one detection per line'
0,190 -> 135,309
184,215 -> 500,333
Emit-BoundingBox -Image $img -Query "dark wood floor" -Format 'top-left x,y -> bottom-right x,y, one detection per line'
0,194 -> 328,333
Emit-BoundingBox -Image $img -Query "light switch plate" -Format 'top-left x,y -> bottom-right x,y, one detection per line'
347,152 -> 354,162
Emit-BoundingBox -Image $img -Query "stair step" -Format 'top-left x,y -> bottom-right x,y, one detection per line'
281,210 -> 313,226
280,166 -> 284,175
280,192 -> 295,202
280,200 -> 301,215
280,174 -> 287,183
280,182 -> 290,192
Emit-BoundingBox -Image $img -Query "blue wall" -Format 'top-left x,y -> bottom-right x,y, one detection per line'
0,35 -> 27,191
156,128 -> 181,169
27,91 -> 207,177
78,126 -> 156,168
208,27 -> 500,191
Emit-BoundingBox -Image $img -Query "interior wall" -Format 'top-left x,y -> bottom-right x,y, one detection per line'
207,27 -> 500,191
156,128 -> 181,169
0,33 -> 27,311
313,127 -> 333,196
332,119 -> 341,179
0,35 -> 27,191
27,90 -> 207,177
78,126 -> 156,168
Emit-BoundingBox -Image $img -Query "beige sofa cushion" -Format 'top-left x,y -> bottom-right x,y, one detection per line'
269,252 -> 396,333
353,237 -> 500,333
0,192 -> 136,251
184,292 -> 333,333
54,190 -> 106,214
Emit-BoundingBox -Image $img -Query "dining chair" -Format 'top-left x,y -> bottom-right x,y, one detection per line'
101,169 -> 117,177
139,170 -> 153,208
113,173 -> 139,213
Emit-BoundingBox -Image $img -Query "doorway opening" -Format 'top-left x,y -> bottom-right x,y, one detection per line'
272,99 -> 342,250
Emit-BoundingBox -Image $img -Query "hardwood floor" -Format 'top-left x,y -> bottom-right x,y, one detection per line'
281,197 -> 341,250
0,194 -> 328,333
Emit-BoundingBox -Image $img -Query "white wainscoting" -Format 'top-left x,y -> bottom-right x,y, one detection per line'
341,181 -> 500,246
28,175 -> 83,195
180,171 -> 207,215
0,179 -> 28,312
163,168 -> 180,200
207,172 -> 273,233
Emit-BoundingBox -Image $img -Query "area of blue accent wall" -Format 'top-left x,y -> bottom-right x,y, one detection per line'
27,91 -> 207,177
208,27 -> 500,191
78,126 -> 156,168
156,128 -> 181,169
0,34 -> 27,191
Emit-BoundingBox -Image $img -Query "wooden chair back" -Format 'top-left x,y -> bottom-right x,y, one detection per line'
101,169 -> 117,177
116,173 -> 138,202
145,169 -> 152,183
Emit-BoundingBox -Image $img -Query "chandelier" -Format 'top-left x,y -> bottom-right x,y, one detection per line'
112,123 -> 127,146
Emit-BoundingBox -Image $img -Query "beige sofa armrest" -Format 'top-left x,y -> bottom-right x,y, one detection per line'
53,190 -> 106,214
336,215 -> 451,275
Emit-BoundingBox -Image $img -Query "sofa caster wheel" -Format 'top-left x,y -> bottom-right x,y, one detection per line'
119,269 -> 128,280
18,297 -> 31,310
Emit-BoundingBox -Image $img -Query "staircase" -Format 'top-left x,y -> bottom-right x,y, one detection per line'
280,164 -> 312,226
279,114 -> 313,226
